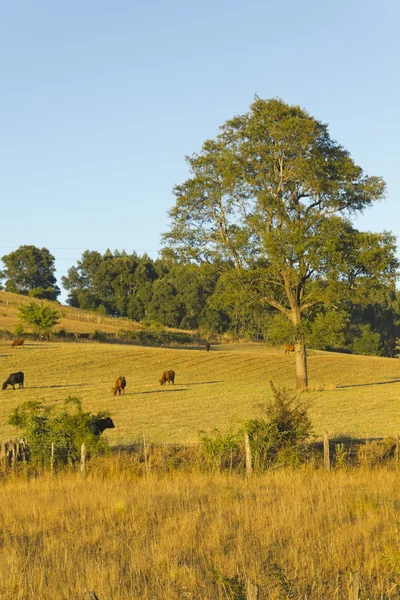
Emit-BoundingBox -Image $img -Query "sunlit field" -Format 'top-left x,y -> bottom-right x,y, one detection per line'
1,466 -> 400,599
1,339 -> 400,445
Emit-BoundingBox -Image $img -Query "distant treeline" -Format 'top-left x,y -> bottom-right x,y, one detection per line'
1,246 -> 400,357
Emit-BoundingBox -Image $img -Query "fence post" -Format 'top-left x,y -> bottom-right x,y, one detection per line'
80,442 -> 86,475
244,431 -> 252,477
143,434 -> 148,472
50,442 -> 55,474
348,571 -> 360,599
246,579 -> 259,599
323,431 -> 330,471
396,434 -> 399,470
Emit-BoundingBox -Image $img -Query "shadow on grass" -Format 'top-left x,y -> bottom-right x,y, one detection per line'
134,388 -> 189,395
28,383 -> 90,390
337,379 -> 400,389
183,380 -> 224,386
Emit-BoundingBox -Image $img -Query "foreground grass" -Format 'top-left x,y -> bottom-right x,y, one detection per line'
1,464 -> 400,599
1,341 -> 400,444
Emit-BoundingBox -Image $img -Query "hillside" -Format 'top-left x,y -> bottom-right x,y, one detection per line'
0,290 -> 144,336
0,338 -> 400,444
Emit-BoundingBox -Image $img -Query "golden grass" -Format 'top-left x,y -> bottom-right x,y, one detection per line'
0,338 -> 400,445
0,465 -> 400,598
0,290 -> 143,335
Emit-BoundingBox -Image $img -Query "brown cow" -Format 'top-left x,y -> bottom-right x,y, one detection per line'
284,344 -> 295,354
11,339 -> 24,349
159,370 -> 175,385
112,376 -> 126,396
205,342 -> 211,352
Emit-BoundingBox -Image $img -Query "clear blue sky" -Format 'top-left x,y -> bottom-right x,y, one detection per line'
1,1 -> 399,302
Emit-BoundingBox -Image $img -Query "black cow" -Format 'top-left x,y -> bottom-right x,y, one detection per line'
89,417 -> 115,435
2,371 -> 24,390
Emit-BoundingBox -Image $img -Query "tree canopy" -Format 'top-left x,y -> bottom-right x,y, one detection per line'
0,245 -> 60,298
163,97 -> 398,388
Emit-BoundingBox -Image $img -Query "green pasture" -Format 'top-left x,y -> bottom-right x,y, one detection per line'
1,340 -> 400,444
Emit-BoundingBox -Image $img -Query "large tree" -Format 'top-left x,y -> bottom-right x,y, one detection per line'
0,245 -> 60,298
163,97 -> 398,389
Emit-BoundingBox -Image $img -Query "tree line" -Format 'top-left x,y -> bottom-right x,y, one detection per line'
1,97 -> 399,383
1,243 -> 399,359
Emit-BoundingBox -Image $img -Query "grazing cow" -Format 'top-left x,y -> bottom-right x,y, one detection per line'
205,342 -> 211,352
2,372 -> 24,390
40,334 -> 50,342
159,370 -> 175,386
11,339 -> 24,349
89,417 -> 115,435
284,344 -> 295,354
112,376 -> 126,396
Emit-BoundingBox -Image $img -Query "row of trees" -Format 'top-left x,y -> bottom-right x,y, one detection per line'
2,245 -> 400,359
1,98 -> 398,387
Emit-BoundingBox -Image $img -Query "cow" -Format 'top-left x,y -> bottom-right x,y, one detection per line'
112,376 -> 126,396
205,342 -> 211,352
159,370 -> 175,385
2,372 -> 24,390
11,339 -> 24,349
89,416 -> 115,435
284,344 -> 295,354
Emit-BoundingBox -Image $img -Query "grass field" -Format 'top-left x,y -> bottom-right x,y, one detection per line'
1,467 -> 400,599
1,338 -> 400,445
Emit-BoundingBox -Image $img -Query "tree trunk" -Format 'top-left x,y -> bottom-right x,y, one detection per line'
295,341 -> 308,390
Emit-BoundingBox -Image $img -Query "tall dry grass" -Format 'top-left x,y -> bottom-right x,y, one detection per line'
0,461 -> 399,598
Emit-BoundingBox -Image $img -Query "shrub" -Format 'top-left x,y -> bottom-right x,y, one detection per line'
199,428 -> 242,472
8,398 -> 112,469
245,381 -> 313,469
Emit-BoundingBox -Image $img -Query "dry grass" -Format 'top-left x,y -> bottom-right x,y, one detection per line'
1,289 -> 400,444
0,290 -> 143,335
0,466 -> 400,599
1,339 -> 400,445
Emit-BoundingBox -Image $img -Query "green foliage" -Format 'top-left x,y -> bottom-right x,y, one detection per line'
0,245 -> 60,297
163,96 -> 397,387
307,310 -> 349,350
199,427 -> 241,472
17,301 -> 60,336
8,398 -> 111,469
264,312 -> 296,346
352,324 -> 382,356
92,329 -> 107,342
29,287 -> 59,301
13,322 -> 25,338
245,381 -> 313,468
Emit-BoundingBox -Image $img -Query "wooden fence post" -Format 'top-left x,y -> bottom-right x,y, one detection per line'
143,434 -> 148,472
246,579 -> 259,599
323,431 -> 330,471
80,442 -> 86,475
348,571 -> 360,599
244,431 -> 253,477
50,442 -> 54,474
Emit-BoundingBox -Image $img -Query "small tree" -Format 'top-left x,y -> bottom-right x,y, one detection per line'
17,301 -> 60,337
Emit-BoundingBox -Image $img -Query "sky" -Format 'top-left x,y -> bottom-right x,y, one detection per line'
1,0 -> 399,303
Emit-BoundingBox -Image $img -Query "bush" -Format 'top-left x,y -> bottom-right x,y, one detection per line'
199,428 -> 241,472
8,398 -> 112,469
245,381 -> 313,469
92,329 -> 107,342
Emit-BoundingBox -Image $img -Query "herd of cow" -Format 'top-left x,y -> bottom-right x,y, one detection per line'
2,339 -> 295,394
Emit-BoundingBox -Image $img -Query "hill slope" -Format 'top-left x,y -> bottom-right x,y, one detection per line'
1,340 -> 400,444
